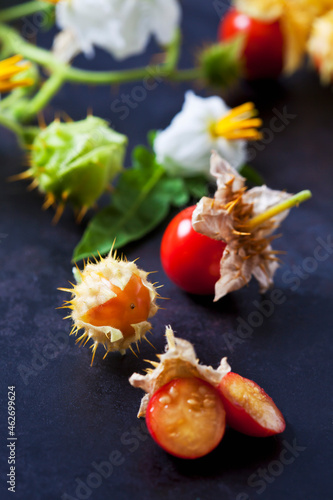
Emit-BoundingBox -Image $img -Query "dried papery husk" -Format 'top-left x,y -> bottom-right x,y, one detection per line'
192,152 -> 293,300
129,326 -> 231,417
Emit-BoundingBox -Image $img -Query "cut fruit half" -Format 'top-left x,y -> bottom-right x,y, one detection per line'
218,372 -> 286,437
146,377 -> 226,459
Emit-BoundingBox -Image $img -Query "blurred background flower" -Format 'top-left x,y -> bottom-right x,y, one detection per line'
219,0 -> 332,79
308,10 -> 333,84
0,55 -> 33,93
54,0 -> 181,61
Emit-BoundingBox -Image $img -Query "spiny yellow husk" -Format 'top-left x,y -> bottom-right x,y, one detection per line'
60,251 -> 159,364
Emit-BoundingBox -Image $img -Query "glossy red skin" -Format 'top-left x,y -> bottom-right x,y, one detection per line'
218,372 -> 286,437
160,206 -> 226,295
146,377 -> 226,459
219,8 -> 284,80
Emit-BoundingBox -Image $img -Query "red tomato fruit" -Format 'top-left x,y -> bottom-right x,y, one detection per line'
218,372 -> 286,437
160,206 -> 226,295
146,377 -> 226,459
219,8 -> 284,80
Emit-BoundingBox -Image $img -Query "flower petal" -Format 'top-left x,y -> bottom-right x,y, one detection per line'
150,0 -> 181,46
154,93 -> 246,177
52,29 -> 81,62
56,0 -> 181,60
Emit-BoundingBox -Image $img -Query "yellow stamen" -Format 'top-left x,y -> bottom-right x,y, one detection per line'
247,190 -> 312,230
0,55 -> 33,93
211,102 -> 263,141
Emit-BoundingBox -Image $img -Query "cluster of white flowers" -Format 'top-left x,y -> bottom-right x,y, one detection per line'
54,0 -> 181,61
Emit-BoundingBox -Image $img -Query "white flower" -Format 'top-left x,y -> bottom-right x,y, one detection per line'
54,0 -> 181,61
154,91 -> 262,178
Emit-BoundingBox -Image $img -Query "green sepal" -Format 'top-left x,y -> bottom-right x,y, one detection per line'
199,35 -> 245,88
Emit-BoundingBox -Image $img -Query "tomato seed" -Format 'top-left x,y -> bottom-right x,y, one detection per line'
159,395 -> 171,405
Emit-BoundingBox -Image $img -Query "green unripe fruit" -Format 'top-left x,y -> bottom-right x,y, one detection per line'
30,116 -> 127,214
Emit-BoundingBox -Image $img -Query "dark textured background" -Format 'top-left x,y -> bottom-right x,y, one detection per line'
1,1 -> 333,499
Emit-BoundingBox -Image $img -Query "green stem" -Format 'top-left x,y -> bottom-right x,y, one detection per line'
0,23 -> 60,71
171,68 -> 203,81
0,88 -> 23,111
0,23 -> 200,85
0,113 -> 25,142
65,64 -> 201,85
0,1 -> 53,23
163,29 -> 182,73
247,190 -> 312,230
65,66 -> 158,85
19,70 -> 65,121
0,22 -> 202,121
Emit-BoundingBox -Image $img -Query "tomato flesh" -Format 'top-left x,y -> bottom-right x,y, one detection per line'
218,372 -> 286,437
160,206 -> 226,295
219,8 -> 284,80
83,274 -> 151,338
146,377 -> 226,459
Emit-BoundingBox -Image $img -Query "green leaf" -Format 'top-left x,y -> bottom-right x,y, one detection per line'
239,164 -> 264,186
72,146 -> 189,261
147,129 -> 157,148
182,175 -> 209,199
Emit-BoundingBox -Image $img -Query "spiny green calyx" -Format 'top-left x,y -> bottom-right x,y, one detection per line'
14,116 -> 127,222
